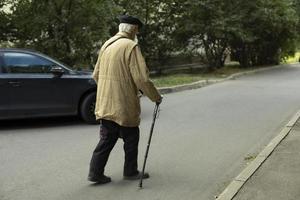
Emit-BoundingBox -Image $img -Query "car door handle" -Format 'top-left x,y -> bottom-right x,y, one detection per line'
8,81 -> 22,87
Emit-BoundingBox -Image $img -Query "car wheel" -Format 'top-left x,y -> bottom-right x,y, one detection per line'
80,92 -> 98,124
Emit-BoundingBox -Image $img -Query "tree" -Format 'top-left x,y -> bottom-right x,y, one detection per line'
0,0 -> 12,45
113,0 -> 188,70
179,0 -> 299,69
2,0 -> 299,70
6,0 -> 118,68
292,0 -> 300,50
176,0 -> 244,70
230,0 -> 299,67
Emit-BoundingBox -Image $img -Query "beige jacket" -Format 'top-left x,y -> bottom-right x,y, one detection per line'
92,32 -> 161,127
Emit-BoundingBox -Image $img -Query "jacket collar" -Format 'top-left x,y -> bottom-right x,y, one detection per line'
116,32 -> 133,40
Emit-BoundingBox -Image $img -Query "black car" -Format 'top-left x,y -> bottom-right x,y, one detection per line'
0,48 -> 98,124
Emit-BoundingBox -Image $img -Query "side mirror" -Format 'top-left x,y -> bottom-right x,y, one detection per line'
50,66 -> 65,77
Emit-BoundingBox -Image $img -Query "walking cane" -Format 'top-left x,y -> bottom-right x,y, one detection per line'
139,103 -> 160,189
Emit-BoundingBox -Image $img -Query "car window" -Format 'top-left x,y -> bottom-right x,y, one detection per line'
3,52 -> 56,74
0,53 -> 4,73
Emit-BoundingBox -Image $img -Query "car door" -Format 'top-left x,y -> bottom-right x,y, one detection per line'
2,51 -> 76,118
0,52 -> 12,119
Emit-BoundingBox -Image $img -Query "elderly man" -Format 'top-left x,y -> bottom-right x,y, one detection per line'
88,15 -> 162,184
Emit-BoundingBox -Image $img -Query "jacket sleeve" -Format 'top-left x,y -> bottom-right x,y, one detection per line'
129,46 -> 161,102
92,50 -> 102,84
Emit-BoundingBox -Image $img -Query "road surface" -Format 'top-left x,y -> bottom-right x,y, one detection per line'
1,64 -> 300,200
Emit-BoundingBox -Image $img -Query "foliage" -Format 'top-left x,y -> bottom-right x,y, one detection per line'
179,0 -> 243,70
0,1 -> 11,44
2,0 -> 118,68
285,52 -> 300,63
181,0 -> 300,69
113,0 -> 188,69
293,0 -> 300,49
1,0 -> 300,70
230,0 -> 299,67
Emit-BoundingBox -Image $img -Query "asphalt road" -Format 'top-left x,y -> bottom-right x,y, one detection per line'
1,64 -> 300,200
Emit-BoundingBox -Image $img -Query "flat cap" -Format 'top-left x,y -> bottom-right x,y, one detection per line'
119,15 -> 143,29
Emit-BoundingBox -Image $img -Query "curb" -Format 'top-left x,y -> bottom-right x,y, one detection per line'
215,109 -> 300,200
158,65 -> 284,94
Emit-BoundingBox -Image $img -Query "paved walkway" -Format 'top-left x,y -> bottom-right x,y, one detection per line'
233,118 -> 300,200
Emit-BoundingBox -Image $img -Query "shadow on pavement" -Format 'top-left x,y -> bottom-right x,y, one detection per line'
0,116 -> 94,131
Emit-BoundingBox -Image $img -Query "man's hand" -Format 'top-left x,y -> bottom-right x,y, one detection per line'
156,95 -> 163,105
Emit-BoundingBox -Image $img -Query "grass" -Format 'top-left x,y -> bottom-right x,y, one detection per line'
285,52 -> 300,63
152,74 -> 210,87
151,52 -> 300,88
151,62 -> 265,87
244,154 -> 256,162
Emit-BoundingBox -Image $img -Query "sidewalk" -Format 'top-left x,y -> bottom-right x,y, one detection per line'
232,117 -> 300,200
158,65 -> 284,94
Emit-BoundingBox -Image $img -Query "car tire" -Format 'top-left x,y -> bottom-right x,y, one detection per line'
80,92 -> 98,124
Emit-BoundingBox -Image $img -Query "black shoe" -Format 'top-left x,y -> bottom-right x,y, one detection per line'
88,174 -> 111,184
123,172 -> 150,180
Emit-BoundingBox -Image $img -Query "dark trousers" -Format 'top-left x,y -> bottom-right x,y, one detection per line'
89,119 -> 140,177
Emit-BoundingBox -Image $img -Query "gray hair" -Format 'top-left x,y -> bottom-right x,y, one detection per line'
119,23 -> 137,33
